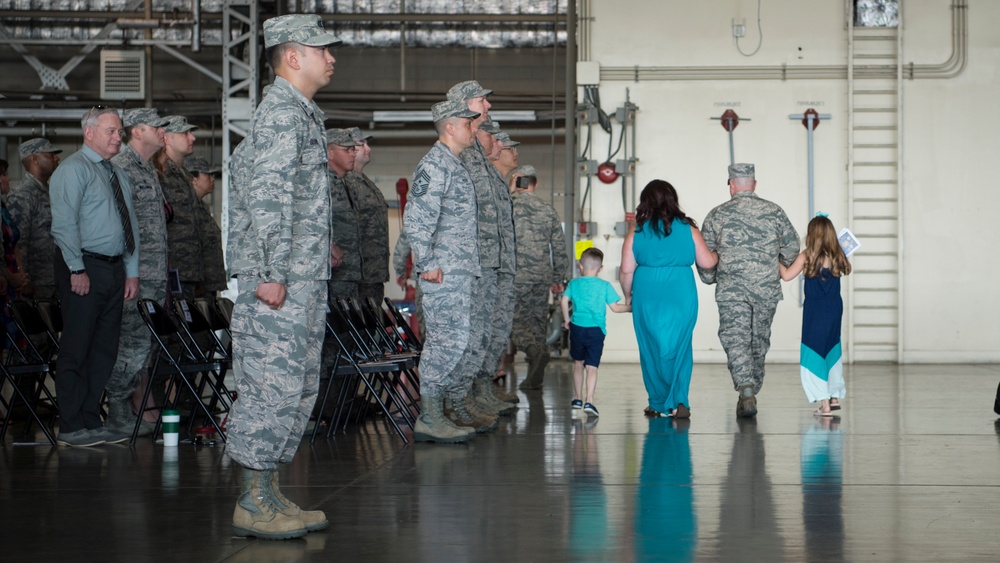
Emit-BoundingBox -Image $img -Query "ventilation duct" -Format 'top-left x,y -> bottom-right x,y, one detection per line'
100,49 -> 146,100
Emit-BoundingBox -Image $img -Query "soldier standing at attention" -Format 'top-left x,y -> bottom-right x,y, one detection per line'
183,156 -> 228,296
106,107 -> 169,436
325,128 -> 361,300
446,81 -> 510,429
225,14 -> 340,539
403,99 -> 482,443
698,163 -> 799,418
8,138 -> 62,300
509,165 -> 568,390
346,127 -> 390,304
494,132 -> 520,183
160,115 -> 203,298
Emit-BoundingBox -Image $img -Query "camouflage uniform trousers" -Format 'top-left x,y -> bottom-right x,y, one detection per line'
462,269 -> 497,388
226,280 -> 326,470
418,274 -> 474,399
478,272 -> 514,380
511,283 -> 553,379
357,282 -> 385,306
717,300 -> 778,394
106,280 -> 167,406
328,280 -> 359,302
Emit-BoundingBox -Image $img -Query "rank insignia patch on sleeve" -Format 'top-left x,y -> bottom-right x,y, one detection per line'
412,169 -> 430,196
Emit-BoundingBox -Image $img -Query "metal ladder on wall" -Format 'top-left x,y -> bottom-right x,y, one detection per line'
847,10 -> 903,363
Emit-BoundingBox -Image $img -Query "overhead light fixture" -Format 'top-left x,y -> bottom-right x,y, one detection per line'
372,110 -> 536,123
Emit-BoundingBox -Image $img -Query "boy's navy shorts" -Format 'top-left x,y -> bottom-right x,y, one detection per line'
568,323 -> 605,367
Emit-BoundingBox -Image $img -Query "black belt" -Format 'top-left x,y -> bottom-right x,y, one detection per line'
82,250 -> 123,263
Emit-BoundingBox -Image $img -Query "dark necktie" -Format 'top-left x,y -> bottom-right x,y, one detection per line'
101,160 -> 135,255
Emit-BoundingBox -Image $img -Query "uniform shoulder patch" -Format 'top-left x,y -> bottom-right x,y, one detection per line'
412,169 -> 431,196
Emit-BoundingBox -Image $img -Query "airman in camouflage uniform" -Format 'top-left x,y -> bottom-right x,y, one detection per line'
391,230 -> 424,336
445,82 -> 516,418
225,14 -> 340,540
698,163 -> 799,417
510,165 -> 568,390
7,138 -> 62,300
104,107 -> 170,435
403,99 -> 482,443
325,128 -> 362,300
346,127 -> 390,304
494,132 -> 520,182
184,156 -> 228,294
160,115 -> 203,298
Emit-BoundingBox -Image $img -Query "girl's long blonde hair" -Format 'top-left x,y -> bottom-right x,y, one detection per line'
802,216 -> 852,278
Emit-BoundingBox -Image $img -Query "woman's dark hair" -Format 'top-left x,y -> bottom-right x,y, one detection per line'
634,179 -> 695,236
0,159 -> 8,175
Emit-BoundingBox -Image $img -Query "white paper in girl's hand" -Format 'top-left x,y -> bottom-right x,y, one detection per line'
838,227 -> 860,256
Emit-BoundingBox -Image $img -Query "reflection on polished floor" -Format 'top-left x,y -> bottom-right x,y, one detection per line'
3,362 -> 1000,562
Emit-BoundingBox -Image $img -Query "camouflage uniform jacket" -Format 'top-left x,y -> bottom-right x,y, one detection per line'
461,140 -> 501,270
489,162 -> 517,275
392,230 -> 414,280
112,143 -> 167,283
329,169 -> 361,282
195,199 -> 228,292
227,76 -> 332,284
403,141 -> 481,277
346,171 -> 390,283
512,191 -> 567,286
6,172 -> 56,293
698,191 -> 799,302
162,159 -> 202,282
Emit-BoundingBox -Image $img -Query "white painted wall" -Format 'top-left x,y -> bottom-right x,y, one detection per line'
579,0 -> 998,363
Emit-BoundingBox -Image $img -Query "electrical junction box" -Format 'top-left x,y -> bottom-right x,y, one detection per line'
577,61 -> 600,86
577,222 -> 597,236
614,222 -> 628,236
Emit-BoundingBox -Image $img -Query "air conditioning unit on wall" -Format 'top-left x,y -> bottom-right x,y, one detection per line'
100,50 -> 145,100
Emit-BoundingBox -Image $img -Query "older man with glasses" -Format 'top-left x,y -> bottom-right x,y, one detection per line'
49,106 -> 140,447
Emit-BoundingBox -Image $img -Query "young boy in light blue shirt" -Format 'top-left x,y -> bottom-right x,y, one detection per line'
560,247 -> 631,416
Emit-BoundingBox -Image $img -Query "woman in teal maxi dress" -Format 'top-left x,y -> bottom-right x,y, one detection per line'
621,180 -> 717,418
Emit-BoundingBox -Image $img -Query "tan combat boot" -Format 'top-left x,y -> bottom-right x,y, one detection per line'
473,378 -> 515,416
414,394 -> 475,443
232,468 -> 308,540
266,469 -> 329,532
445,397 -> 497,433
492,381 -> 520,404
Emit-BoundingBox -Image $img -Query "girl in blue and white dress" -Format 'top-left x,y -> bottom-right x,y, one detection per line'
780,215 -> 852,416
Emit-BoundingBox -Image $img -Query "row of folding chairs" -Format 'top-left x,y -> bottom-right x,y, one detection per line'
130,297 -> 234,445
0,299 -> 62,445
310,297 -> 423,445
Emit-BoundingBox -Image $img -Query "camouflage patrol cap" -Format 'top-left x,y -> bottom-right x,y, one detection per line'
163,115 -> 197,133
122,107 -> 169,128
349,127 -> 373,143
18,138 -> 63,160
184,156 -> 220,175
512,164 -> 536,177
264,14 -> 342,49
431,99 -> 480,122
496,132 -> 520,148
478,118 -> 500,134
325,128 -> 360,147
446,80 -> 493,101
728,162 -> 755,180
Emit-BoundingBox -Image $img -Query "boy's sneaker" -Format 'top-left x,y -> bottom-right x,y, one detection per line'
571,399 -> 583,410
583,403 -> 599,417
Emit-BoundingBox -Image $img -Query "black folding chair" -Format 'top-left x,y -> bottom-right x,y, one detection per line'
0,299 -> 60,445
310,307 -> 412,444
133,299 -> 230,445
383,298 -> 423,353
171,298 -> 234,433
